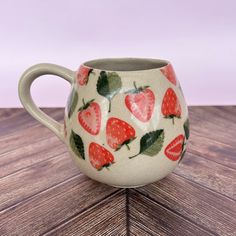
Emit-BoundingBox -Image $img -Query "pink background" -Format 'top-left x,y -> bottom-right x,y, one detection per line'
0,0 -> 235,107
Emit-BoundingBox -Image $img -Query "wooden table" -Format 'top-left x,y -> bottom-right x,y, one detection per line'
0,107 -> 235,236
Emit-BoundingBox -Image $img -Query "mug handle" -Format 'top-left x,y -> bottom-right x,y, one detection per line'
18,63 -> 74,143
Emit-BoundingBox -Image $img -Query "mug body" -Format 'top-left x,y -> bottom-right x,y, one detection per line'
64,58 -> 189,188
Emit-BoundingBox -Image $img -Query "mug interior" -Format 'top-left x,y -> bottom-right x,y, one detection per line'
84,58 -> 169,71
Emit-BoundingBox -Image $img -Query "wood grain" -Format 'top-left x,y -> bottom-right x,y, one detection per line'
0,107 -> 235,235
129,190 -> 213,236
44,191 -> 126,236
137,174 -> 236,236
175,152 -> 236,199
188,106 -> 236,168
188,134 -> 236,169
0,123 -> 60,155
0,108 -> 64,136
189,106 -> 236,144
0,176 -> 119,236
0,108 -> 24,122
0,136 -> 66,178
0,153 -> 79,211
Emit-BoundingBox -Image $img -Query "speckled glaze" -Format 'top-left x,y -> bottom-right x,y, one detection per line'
19,58 -> 189,188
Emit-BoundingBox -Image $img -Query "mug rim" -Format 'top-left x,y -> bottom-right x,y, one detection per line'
83,57 -> 170,72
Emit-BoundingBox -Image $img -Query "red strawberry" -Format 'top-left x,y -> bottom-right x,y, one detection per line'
78,99 -> 101,135
89,142 -> 114,170
76,65 -> 92,86
165,134 -> 185,161
162,88 -> 181,124
125,82 -> 155,122
160,64 -> 177,85
106,117 -> 136,150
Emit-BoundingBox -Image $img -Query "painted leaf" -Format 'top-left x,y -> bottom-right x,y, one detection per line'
184,119 -> 190,140
96,71 -> 122,112
140,129 -> 164,156
66,88 -> 78,118
179,149 -> 186,163
70,130 -> 85,159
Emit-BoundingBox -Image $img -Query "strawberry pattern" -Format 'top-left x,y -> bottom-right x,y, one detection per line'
160,64 -> 177,85
76,65 -> 93,86
67,63 -> 188,171
162,88 -> 181,124
125,82 -> 155,122
78,99 -> 101,135
106,117 -> 136,150
89,142 -> 114,170
165,134 -> 185,161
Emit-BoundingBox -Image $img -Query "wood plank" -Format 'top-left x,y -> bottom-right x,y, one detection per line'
44,191 -> 126,236
188,134 -> 236,169
219,106 -> 236,120
129,190 -> 213,236
0,123 -> 60,155
0,152 -> 79,211
0,108 -> 64,136
187,106 -> 236,168
0,136 -> 67,178
0,108 -> 24,122
0,176 -> 119,236
175,152 -> 236,199
137,174 -> 236,236
189,106 -> 236,146
0,109 -> 37,135
189,106 -> 236,124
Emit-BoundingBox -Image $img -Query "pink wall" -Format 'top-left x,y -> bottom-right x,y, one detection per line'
0,0 -> 235,107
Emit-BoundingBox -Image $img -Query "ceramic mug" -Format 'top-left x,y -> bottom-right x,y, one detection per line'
18,58 -> 189,188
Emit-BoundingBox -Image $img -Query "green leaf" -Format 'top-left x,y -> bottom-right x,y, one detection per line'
70,130 -> 85,159
140,130 -> 164,156
67,88 -> 78,118
129,130 -> 164,158
96,71 -> 122,112
184,119 -> 190,140
179,149 -> 186,163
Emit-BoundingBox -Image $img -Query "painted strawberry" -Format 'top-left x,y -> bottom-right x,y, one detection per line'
106,117 -> 136,151
89,142 -> 114,170
78,99 -> 101,135
160,64 -> 177,85
165,134 -> 185,161
76,65 -> 93,86
162,88 -> 181,124
125,82 -> 155,122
